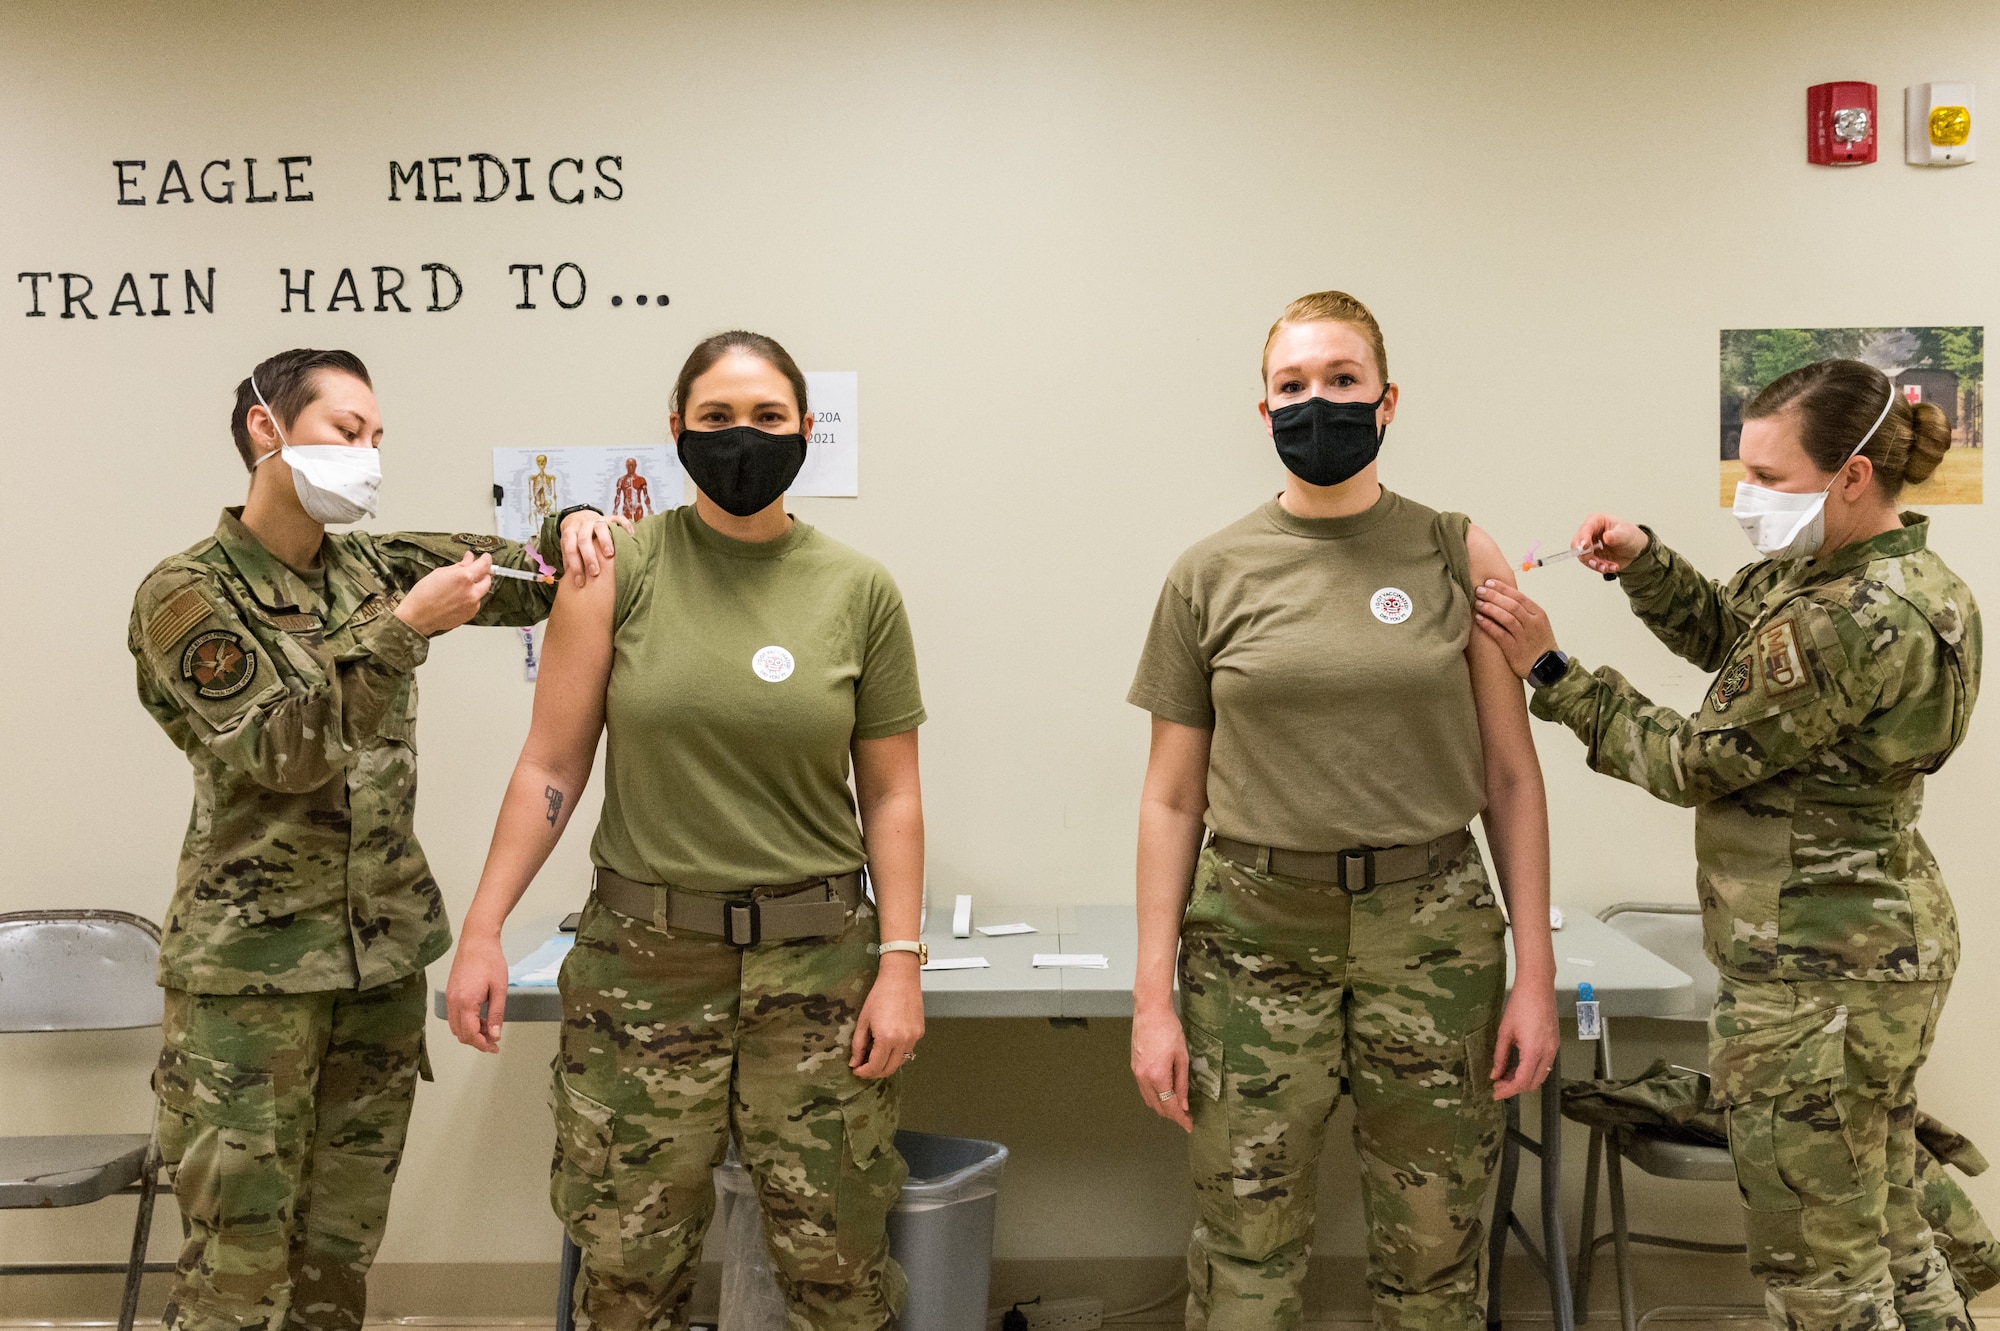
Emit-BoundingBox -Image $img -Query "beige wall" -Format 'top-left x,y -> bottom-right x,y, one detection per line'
4,0 -> 1997,1277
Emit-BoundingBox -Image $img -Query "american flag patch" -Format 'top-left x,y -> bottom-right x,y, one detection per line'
146,588 -> 211,654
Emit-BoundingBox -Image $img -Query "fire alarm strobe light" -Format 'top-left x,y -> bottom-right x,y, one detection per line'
1907,83 -> 1976,166
1808,82 -> 1878,165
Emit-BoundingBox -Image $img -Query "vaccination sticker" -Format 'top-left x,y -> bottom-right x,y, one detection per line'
751,645 -> 796,683
1370,588 -> 1413,625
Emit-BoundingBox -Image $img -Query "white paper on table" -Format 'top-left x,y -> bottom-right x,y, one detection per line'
792,372 -> 858,496
492,444 -> 683,544
509,934 -> 575,987
1032,953 -> 1109,969
976,923 -> 1037,937
921,956 -> 990,972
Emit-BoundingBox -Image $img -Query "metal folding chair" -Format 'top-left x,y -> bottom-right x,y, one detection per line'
1570,903 -> 1754,1330
0,909 -> 171,1331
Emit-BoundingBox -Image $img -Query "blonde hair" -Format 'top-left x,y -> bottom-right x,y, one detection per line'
1261,290 -> 1389,387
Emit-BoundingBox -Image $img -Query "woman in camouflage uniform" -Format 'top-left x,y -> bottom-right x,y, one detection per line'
446,332 -> 925,1331
1476,358 -> 1980,1331
1128,292 -> 1561,1331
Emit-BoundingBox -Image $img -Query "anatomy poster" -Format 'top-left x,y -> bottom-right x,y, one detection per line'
492,444 -> 683,542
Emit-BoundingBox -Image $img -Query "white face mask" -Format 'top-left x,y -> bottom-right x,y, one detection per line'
1731,384 -> 1894,561
250,375 -> 382,525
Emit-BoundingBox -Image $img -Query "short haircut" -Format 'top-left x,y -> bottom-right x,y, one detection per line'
230,348 -> 374,470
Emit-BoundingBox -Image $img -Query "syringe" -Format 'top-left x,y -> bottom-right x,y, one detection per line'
1518,546 -> 1584,572
490,565 -> 557,584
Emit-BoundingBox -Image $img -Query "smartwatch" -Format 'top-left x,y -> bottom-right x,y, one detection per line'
555,503 -> 603,526
872,940 -> 929,965
1528,649 -> 1572,690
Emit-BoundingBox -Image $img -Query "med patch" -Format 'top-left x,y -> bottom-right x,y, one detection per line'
180,630 -> 257,700
454,532 -> 502,553
1757,618 -> 1811,696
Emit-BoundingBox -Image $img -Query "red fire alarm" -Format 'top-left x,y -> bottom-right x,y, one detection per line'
1808,82 -> 1878,164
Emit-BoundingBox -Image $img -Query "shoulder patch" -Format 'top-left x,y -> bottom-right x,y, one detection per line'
179,630 -> 257,700
454,532 -> 502,553
1757,619 -> 1810,696
146,587 -> 213,655
1714,659 -> 1752,711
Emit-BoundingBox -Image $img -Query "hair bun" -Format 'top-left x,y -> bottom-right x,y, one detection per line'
1904,400 -> 1953,485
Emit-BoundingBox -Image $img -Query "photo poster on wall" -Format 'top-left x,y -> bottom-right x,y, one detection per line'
793,371 -> 859,497
1720,327 -> 1984,505
491,444 -> 682,679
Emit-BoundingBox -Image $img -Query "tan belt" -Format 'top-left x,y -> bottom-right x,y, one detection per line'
592,867 -> 863,945
1209,828 -> 1473,895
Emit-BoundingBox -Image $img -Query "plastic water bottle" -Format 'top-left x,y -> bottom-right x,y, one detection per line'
1576,981 -> 1602,1040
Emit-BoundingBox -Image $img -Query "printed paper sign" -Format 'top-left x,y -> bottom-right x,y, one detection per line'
793,371 -> 858,497
492,444 -> 683,542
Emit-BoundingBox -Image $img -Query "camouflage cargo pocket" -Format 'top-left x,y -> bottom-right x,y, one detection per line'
835,1080 -> 906,1267
152,1046 -> 283,1234
1355,1027 -> 1489,1180
1713,998 -> 1860,1278
1185,1021 -> 1224,1104
548,1068 -> 622,1268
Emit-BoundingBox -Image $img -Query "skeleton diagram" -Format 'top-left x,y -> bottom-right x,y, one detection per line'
529,454 -> 559,529
612,457 -> 653,523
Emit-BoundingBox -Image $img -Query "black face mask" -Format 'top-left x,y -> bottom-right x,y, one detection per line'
677,426 -> 808,518
1269,392 -> 1389,488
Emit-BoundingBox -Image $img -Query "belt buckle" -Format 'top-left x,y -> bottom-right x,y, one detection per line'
1338,849 -> 1376,895
726,899 -> 762,946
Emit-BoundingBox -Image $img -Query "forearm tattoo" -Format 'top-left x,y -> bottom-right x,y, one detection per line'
543,785 -> 564,827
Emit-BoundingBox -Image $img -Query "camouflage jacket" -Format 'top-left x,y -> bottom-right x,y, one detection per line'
1532,516 -> 1979,983
129,509 -> 555,995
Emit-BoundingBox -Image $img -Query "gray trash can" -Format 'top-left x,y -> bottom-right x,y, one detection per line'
713,1130 -> 1008,1331
888,1131 -> 1008,1331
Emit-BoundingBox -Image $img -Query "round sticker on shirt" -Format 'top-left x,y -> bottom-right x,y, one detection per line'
1370,588 -> 1413,625
751,645 -> 796,683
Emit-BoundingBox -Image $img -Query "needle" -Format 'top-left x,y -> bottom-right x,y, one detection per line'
489,565 -> 556,584
1518,546 -> 1584,572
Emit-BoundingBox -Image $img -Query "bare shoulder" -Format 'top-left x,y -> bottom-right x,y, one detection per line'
1465,523 -> 1517,588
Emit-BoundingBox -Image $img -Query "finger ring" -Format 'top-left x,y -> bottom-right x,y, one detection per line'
902,1051 -> 916,1064
1156,1089 -> 1174,1101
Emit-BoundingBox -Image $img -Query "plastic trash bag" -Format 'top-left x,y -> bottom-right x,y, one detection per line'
712,1131 -> 1009,1331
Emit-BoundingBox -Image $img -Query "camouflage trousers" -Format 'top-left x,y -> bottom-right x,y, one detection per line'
551,892 -> 906,1331
1178,842 -> 1506,1331
153,973 -> 428,1331
1711,976 -> 1968,1331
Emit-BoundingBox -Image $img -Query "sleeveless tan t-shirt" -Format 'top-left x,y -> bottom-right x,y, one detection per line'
1128,489 -> 1486,852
